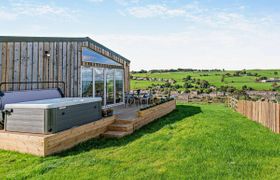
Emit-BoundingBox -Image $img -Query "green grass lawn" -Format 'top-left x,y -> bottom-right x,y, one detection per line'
131,69 -> 280,90
2,103 -> 280,179
130,80 -> 164,90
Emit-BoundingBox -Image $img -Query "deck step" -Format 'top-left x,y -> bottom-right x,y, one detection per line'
115,119 -> 136,124
102,130 -> 133,138
108,123 -> 133,132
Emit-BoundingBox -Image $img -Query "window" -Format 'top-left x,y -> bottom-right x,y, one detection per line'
115,69 -> 124,103
81,68 -> 93,97
82,47 -> 122,67
81,47 -> 125,106
106,69 -> 115,105
95,68 -> 104,105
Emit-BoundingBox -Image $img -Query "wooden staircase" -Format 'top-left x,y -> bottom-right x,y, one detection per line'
102,119 -> 135,138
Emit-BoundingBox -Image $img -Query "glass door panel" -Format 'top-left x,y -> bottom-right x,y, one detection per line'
94,68 -> 105,105
115,69 -> 124,103
106,69 -> 114,105
81,68 -> 93,97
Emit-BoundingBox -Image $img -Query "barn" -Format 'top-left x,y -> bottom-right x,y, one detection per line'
0,36 -> 130,107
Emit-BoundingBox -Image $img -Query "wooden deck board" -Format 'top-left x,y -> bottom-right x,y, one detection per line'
0,100 -> 176,156
0,116 -> 115,156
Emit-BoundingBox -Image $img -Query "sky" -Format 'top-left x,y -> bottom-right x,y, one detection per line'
0,0 -> 280,70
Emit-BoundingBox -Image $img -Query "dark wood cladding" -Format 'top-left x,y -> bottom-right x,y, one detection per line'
0,37 -> 131,96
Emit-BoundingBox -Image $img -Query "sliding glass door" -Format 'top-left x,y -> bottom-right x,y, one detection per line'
106,69 -> 115,105
115,69 -> 124,103
94,68 -> 105,105
81,68 -> 93,97
81,67 -> 124,107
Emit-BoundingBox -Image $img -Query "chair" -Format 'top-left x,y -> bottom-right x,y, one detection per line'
125,93 -> 135,107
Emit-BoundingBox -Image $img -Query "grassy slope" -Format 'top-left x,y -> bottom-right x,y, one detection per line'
130,80 -> 164,90
131,69 -> 280,90
1,103 -> 280,179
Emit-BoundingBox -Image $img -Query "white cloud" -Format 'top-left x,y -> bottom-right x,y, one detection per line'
0,10 -> 17,20
108,3 -> 280,70
88,0 -> 104,2
115,0 -> 142,6
127,5 -> 186,18
125,2 -> 276,34
0,1 -> 78,21
93,27 -> 280,70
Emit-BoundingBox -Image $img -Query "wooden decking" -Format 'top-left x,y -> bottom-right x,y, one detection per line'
0,100 -> 176,156
0,116 -> 115,156
102,100 -> 176,138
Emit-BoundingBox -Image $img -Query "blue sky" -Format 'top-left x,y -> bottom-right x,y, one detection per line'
1,0 -> 280,70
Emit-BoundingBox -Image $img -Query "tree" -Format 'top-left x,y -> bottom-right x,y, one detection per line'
256,76 -> 268,81
183,75 -> 192,82
184,82 -> 193,89
242,85 -> 248,91
221,75 -> 225,83
226,87 -> 236,93
200,80 -> 210,88
164,82 -> 172,88
272,82 -> 278,88
174,84 -> 182,89
139,69 -> 147,73
274,72 -> 278,75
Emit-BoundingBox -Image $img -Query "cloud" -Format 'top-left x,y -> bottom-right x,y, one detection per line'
0,10 -> 17,20
0,1 -> 78,21
124,2 -> 277,34
93,25 -> 280,70
115,0 -> 142,6
88,0 -> 104,2
127,5 -> 186,18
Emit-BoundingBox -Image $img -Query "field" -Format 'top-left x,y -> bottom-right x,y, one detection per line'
130,80 -> 165,90
2,103 -> 280,179
131,69 -> 280,90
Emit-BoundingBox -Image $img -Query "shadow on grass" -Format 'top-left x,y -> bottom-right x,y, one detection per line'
57,105 -> 202,157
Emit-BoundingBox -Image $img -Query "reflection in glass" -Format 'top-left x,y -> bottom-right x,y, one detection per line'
106,69 -> 114,105
82,47 -> 122,66
81,68 -> 93,97
115,69 -> 124,103
95,68 -> 104,105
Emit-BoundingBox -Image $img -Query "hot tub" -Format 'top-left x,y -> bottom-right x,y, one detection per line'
4,97 -> 102,134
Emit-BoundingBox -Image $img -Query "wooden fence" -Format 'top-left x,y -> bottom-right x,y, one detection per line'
228,97 -> 280,133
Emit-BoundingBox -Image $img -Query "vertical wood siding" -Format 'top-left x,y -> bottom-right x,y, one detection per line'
26,42 -> 33,90
49,42 -> 54,88
0,40 -> 130,97
43,42 -> 50,89
57,42 -> 63,92
7,43 -> 14,91
0,43 -> 2,89
14,42 -> 20,90
38,42 -> 43,89
32,42 -> 38,89
62,42 -> 67,95
20,42 -> 27,90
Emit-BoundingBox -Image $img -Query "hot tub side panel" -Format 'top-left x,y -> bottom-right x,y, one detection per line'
48,101 -> 102,133
5,108 -> 45,133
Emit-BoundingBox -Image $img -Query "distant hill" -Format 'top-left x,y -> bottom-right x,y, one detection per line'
131,69 -> 280,91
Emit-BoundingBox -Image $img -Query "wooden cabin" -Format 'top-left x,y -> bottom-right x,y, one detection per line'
0,36 -> 130,107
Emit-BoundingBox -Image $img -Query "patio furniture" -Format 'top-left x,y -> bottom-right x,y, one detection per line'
125,92 -> 135,107
125,90 -> 155,107
140,93 -> 152,106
